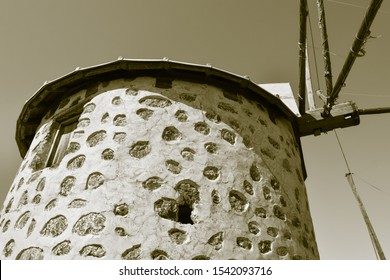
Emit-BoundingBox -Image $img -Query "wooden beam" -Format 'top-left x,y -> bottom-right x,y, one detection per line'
316,0 -> 333,97
305,46 -> 316,111
323,0 -> 384,116
298,101 -> 359,136
359,107 -> 390,115
298,0 -> 308,115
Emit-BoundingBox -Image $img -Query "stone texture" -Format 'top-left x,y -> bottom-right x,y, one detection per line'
0,77 -> 319,260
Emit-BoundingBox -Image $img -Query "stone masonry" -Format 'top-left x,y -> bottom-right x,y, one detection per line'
0,60 -> 319,259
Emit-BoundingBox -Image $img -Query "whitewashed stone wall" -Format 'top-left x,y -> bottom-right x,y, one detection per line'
0,77 -> 319,259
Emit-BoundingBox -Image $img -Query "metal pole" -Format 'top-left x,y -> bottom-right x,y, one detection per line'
299,0 -> 308,115
359,107 -> 390,115
323,0 -> 383,117
345,173 -> 386,260
316,0 -> 333,97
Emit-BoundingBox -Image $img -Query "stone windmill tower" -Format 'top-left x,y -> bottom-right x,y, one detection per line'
0,59 -> 323,260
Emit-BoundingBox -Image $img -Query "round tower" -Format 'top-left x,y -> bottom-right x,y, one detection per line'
0,59 -> 319,260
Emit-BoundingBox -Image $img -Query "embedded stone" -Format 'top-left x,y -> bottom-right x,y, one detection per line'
27,218 -> 36,237
236,237 -> 252,250
207,232 -> 224,250
192,255 -> 210,260
205,111 -> 221,123
115,227 -> 127,237
162,126 -> 181,141
194,122 -> 210,135
267,227 -> 278,237
45,199 -> 57,211
113,132 -> 126,143
67,155 -> 86,170
27,171 -> 42,184
2,220 -> 10,232
154,197 -> 178,221
248,221 -> 261,235
273,205 -> 286,220
142,176 -> 163,191
292,216 -> 301,227
218,102 -> 237,114
113,114 -> 127,126
101,112 -> 109,123
114,203 -> 129,216
203,166 -> 220,180
228,190 -> 248,213
221,129 -> 236,145
52,240 -> 71,256
151,249 -> 169,260
263,186 -> 271,200
211,189 -> 221,204
174,110 -> 188,122
77,118 -> 90,128
179,93 -> 196,102
255,207 -> 266,218
86,172 -> 105,189
32,194 -> 41,204
17,191 -> 28,209
60,176 -> 76,196
5,197 -> 13,213
250,163 -> 261,181
72,212 -> 106,236
277,246 -> 288,256
181,148 -> 195,161
17,178 -> 24,190
15,211 -> 31,229
258,240 -> 272,254
79,244 -> 106,258
295,188 -> 300,201
68,199 -> 87,208
282,158 -> 292,172
122,244 -> 141,260
271,178 -> 280,191
268,136 -> 280,149
175,180 -> 200,206
168,228 -> 187,245
261,148 -> 275,160
16,247 -> 44,260
139,95 -> 172,108
129,141 -> 151,158
204,142 -> 217,153
243,180 -> 254,195
125,88 -> 138,96
102,148 -> 114,160
87,130 -> 107,147
165,160 -> 182,174
280,196 -> 287,207
112,96 -> 122,105
66,142 -> 80,154
36,177 -> 46,192
83,103 -> 96,114
3,239 -> 15,257
40,215 -> 67,237
136,108 -> 153,120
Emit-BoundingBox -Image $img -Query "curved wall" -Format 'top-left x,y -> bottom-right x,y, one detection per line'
0,77 -> 319,259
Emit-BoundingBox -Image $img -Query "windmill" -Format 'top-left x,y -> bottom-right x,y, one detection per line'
296,0 -> 386,259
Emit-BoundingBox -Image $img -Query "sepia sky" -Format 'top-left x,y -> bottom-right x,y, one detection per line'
0,0 -> 389,259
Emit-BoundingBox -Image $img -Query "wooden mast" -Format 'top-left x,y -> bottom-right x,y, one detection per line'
298,0 -> 308,115
323,0 -> 384,116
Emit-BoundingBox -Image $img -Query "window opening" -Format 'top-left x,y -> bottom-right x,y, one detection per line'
47,117 -> 78,167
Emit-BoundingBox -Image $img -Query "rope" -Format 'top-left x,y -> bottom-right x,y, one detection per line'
334,130 -> 352,173
326,0 -> 390,14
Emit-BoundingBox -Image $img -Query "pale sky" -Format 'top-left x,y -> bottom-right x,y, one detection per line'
0,0 -> 389,259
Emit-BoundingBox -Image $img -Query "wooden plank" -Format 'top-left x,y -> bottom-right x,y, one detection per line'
298,102 -> 360,136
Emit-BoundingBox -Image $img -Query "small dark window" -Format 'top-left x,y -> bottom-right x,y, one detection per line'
47,118 -> 78,167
